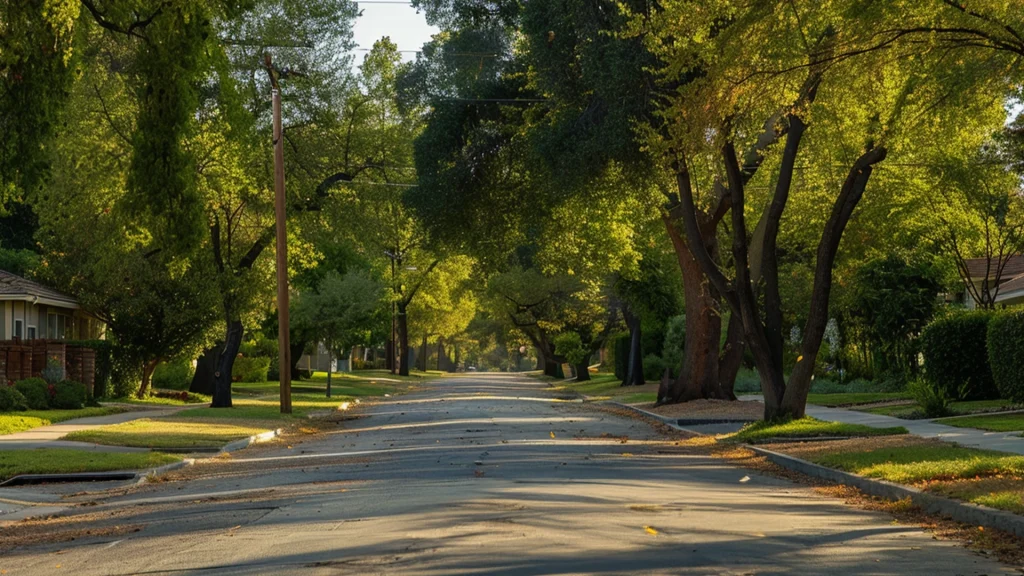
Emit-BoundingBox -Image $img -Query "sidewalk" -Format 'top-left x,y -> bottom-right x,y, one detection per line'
805,404 -> 1024,455
736,394 -> 1024,455
0,407 -> 182,452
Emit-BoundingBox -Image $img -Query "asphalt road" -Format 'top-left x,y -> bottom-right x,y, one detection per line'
0,374 -> 1014,575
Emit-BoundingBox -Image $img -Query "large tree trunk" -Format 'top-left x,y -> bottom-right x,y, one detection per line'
212,319 -> 243,408
718,313 -> 745,400
136,359 -> 159,399
397,302 -> 410,376
664,218 -> 726,402
622,308 -> 645,387
417,335 -> 428,371
575,362 -> 591,382
189,345 -> 219,395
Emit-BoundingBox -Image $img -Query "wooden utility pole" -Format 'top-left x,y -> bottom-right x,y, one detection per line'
267,54 -> 292,414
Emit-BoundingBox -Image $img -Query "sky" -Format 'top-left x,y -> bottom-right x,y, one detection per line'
351,2 -> 439,68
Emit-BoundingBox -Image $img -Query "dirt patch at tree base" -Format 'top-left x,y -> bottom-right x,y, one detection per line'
638,399 -> 764,421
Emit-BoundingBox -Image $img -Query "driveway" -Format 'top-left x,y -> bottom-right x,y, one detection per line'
0,374 -> 1011,575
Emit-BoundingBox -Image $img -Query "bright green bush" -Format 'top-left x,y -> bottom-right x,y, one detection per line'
0,385 -> 29,412
554,332 -> 588,366
920,312 -> 997,400
14,378 -> 50,410
51,381 -> 87,410
152,359 -> 194,390
988,311 -> 1024,403
643,354 -> 667,381
233,356 -> 270,383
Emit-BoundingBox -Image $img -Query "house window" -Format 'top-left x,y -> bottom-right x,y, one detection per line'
13,319 -> 23,339
27,326 -> 36,340
47,312 -> 72,340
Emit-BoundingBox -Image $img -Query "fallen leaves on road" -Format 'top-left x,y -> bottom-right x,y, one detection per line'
644,526 -> 659,536
550,431 -> 556,439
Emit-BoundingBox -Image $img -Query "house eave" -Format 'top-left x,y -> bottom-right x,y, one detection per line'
0,294 -> 80,309
995,289 -> 1024,306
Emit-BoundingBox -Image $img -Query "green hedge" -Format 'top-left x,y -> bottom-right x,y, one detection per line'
988,311 -> 1024,404
152,359 -> 194,390
920,311 -> 997,400
643,354 -> 666,382
234,356 -> 270,383
14,378 -> 49,410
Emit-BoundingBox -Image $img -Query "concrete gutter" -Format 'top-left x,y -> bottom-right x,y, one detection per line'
604,402 -> 706,434
610,400 -> 1024,538
748,445 -> 1024,538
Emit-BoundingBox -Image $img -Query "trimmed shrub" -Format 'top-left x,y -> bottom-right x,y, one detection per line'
14,378 -> 50,410
41,358 -> 65,385
554,332 -> 587,366
233,356 -> 270,383
920,312 -> 997,400
51,381 -> 87,409
0,385 -> 28,412
152,359 -> 194,391
988,311 -> 1024,404
642,354 -> 667,382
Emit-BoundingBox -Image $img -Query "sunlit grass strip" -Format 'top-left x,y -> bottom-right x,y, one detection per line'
729,417 -> 907,443
64,418 -> 271,449
0,407 -> 127,436
811,444 -> 1024,484
0,449 -> 181,481
940,413 -> 1024,432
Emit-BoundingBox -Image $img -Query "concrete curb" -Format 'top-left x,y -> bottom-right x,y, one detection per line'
606,400 -> 1024,538
135,458 -> 196,485
603,402 -> 705,434
748,445 -> 1024,538
220,429 -> 282,454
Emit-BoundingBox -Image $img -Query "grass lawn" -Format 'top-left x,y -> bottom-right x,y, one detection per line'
805,392 -> 911,407
549,373 -> 662,404
930,477 -> 1024,515
0,407 -> 127,436
104,393 -> 211,406
0,449 -> 181,481
618,392 -> 658,404
939,413 -> 1024,432
729,417 -> 907,444
63,418 -> 273,449
810,444 -> 1024,484
231,370 -> 420,399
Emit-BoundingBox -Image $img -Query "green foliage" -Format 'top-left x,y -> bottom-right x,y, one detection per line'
661,314 -> 686,377
51,381 -> 87,410
0,385 -> 28,412
40,358 -> 64,385
987,311 -> 1024,404
0,248 -> 41,277
642,354 -> 666,382
14,379 -> 49,410
233,356 -> 271,383
907,378 -> 954,418
0,449 -> 181,482
920,312 -> 998,400
292,271 -> 384,358
849,255 -> 941,376
152,359 -> 195,391
811,444 -> 1024,485
553,332 -> 588,366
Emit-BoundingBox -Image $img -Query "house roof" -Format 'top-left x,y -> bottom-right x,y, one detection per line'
995,272 -> 1024,304
964,256 -> 1024,280
0,270 -> 79,308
